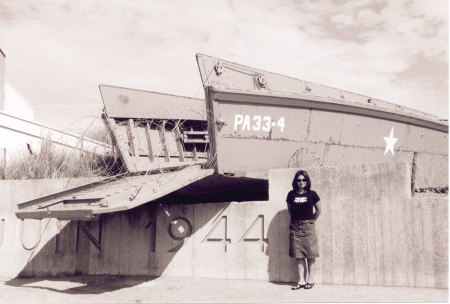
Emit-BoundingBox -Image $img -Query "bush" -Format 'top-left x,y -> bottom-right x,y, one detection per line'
0,136 -> 124,180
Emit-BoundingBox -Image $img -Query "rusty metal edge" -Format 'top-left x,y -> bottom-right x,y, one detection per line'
16,175 -> 126,211
15,167 -> 215,220
209,86 -> 448,133
195,53 -> 442,122
99,84 -> 204,104
16,209 -> 96,221
91,167 -> 215,215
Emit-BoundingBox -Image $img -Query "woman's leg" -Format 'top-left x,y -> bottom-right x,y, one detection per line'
306,258 -> 316,283
296,258 -> 307,284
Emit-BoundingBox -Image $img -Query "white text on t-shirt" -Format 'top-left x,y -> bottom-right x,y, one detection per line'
294,197 -> 307,203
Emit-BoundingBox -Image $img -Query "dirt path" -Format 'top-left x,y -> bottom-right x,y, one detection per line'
0,276 -> 447,303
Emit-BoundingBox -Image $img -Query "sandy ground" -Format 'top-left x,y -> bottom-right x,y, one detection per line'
0,275 -> 447,303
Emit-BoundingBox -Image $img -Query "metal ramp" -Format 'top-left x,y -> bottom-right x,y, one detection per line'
16,85 -> 214,221
99,84 -> 210,173
16,165 -> 214,220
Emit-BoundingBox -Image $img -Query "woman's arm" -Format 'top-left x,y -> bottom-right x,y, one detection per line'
286,191 -> 292,214
286,201 -> 292,215
312,201 -> 321,223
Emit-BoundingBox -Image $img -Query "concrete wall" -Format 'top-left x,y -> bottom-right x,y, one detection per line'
0,162 -> 447,288
0,177 -> 102,278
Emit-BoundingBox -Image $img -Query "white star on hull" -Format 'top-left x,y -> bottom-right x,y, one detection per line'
384,127 -> 398,156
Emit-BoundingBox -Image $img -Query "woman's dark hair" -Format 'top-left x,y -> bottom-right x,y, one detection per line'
291,170 -> 311,192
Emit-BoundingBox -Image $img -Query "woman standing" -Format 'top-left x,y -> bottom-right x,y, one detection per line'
286,170 -> 321,290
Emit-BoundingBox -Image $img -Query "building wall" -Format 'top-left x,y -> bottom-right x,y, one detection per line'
0,112 -> 111,160
4,82 -> 34,121
0,50 -> 5,111
0,49 -> 108,160
0,162 -> 447,288
0,49 -> 33,119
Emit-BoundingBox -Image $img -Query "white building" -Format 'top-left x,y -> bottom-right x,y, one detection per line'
0,49 -> 110,162
4,82 -> 34,121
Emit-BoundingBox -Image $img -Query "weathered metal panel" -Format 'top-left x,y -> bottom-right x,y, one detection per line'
213,102 -> 310,142
209,88 -> 447,133
402,125 -> 448,154
100,85 -> 210,173
196,53 -> 438,120
204,86 -> 447,192
16,166 -> 214,220
214,138 -> 325,176
323,145 -> 413,167
99,85 -> 206,120
414,153 -> 448,189
197,55 -> 447,191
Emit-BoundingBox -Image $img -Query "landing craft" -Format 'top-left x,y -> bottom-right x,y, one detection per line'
16,54 -> 448,220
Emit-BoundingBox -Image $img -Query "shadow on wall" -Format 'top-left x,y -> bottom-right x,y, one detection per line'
6,201 -> 225,294
153,174 -> 269,203
266,209 -> 297,284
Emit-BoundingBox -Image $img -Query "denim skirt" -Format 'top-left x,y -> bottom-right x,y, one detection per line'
289,219 -> 319,258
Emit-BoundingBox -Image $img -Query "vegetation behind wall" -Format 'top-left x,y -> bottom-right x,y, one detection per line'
0,126 -> 123,180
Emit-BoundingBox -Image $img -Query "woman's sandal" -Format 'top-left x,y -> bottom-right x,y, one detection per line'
304,282 -> 315,289
291,283 -> 306,290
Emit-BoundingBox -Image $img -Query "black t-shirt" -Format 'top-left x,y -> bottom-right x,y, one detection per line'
286,190 -> 320,220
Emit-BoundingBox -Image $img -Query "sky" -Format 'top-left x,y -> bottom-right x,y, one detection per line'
0,0 -> 448,134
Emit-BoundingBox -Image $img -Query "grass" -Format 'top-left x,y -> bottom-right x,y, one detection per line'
0,129 -> 124,180
83,123 -> 112,145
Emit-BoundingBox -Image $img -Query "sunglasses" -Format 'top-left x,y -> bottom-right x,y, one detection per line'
297,179 -> 307,182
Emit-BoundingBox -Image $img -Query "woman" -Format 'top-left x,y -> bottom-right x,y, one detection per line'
286,170 -> 321,290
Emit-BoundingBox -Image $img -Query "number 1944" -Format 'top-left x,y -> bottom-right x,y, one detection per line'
234,114 -> 285,132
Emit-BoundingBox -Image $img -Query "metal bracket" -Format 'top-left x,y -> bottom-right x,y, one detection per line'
214,61 -> 224,75
181,130 -> 209,143
77,219 -> 102,252
256,74 -> 267,88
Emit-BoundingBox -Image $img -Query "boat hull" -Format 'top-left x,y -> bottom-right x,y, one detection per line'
205,87 -> 448,191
